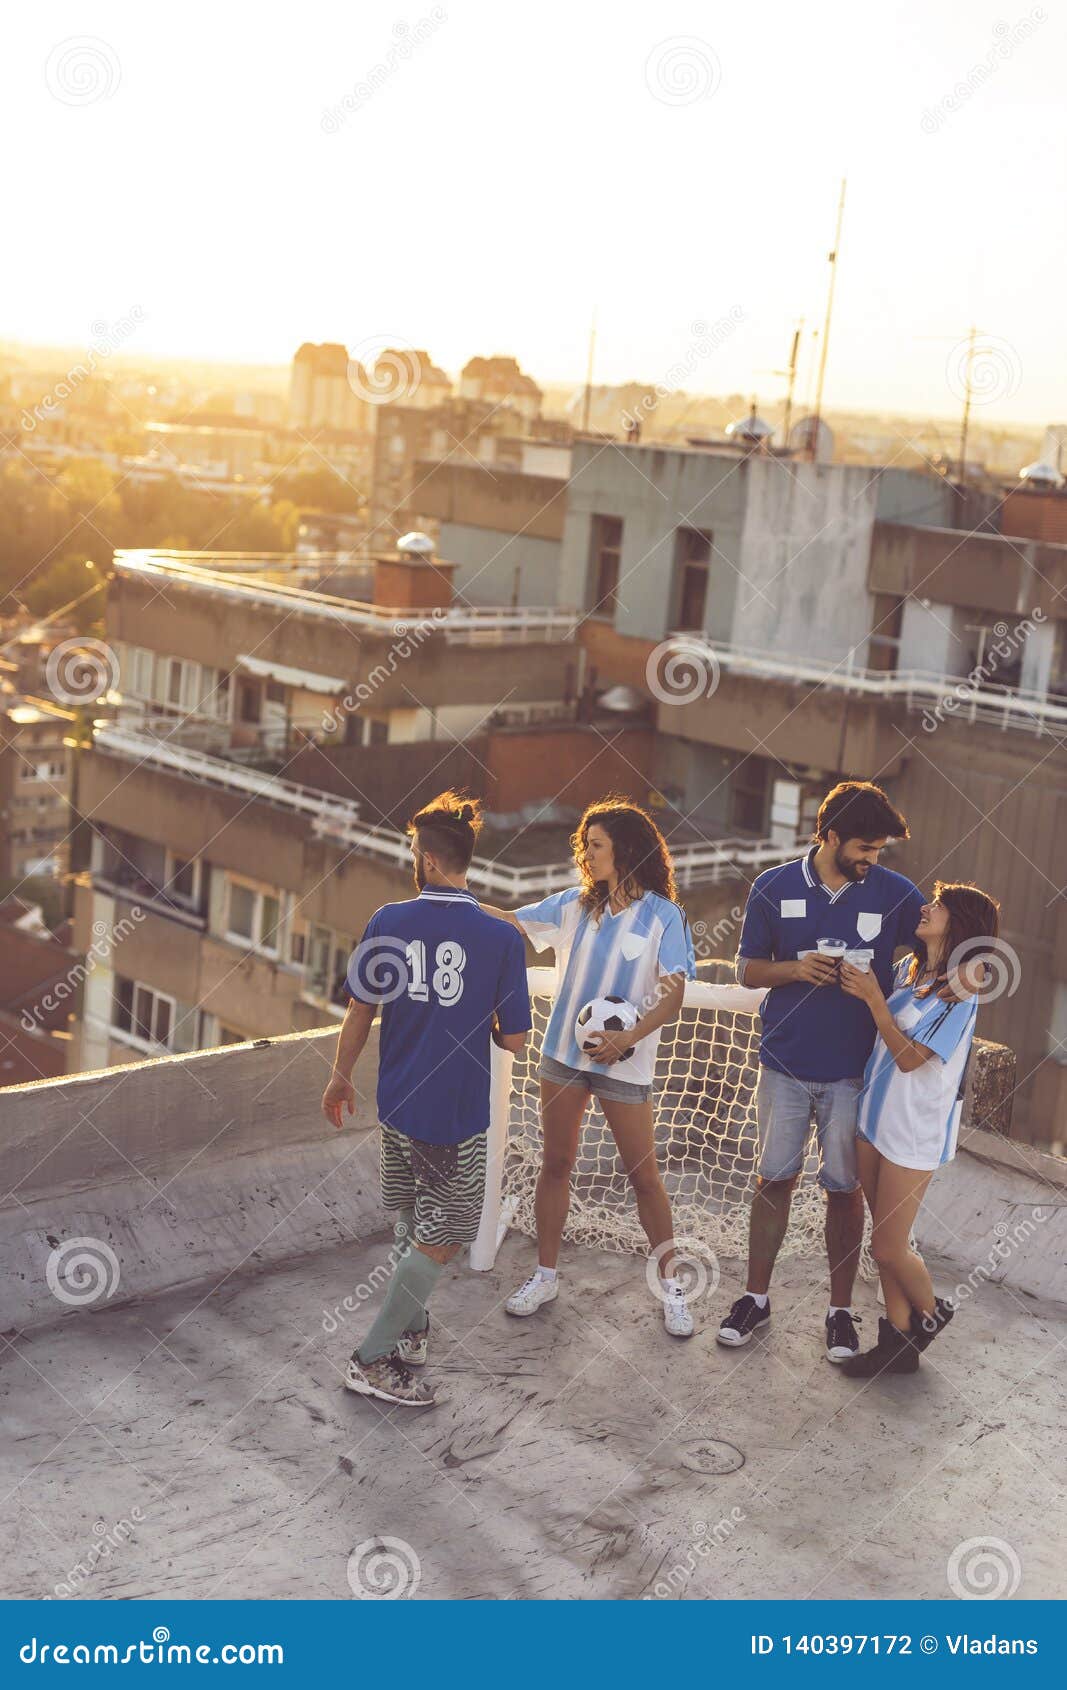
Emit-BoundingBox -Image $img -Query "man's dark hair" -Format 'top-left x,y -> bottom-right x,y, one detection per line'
407,790 -> 483,872
814,780 -> 908,845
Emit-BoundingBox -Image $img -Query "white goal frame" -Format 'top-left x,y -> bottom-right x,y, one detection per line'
470,968 -> 768,1271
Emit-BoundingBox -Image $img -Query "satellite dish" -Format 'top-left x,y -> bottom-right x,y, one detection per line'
597,684 -> 646,714
789,415 -> 834,462
1018,460 -> 1064,489
396,531 -> 435,556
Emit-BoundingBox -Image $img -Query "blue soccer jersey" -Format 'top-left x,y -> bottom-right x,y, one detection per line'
736,846 -> 925,1081
858,958 -> 978,1170
346,887 -> 531,1146
515,887 -> 695,1086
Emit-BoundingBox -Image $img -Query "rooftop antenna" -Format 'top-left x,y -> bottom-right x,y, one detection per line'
957,323 -> 981,490
580,308 -> 597,433
810,178 -> 846,460
760,318 -> 804,447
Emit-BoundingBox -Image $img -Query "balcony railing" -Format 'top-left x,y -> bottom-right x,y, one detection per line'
92,723 -> 804,902
113,550 -> 579,645
667,636 -> 1067,738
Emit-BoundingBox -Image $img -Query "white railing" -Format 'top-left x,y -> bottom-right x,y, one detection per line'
113,551 -> 578,645
93,724 -> 803,903
93,725 -> 364,831
667,635 -> 1067,738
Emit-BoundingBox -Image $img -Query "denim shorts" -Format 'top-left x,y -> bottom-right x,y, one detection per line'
756,1066 -> 862,1192
539,1055 -> 652,1104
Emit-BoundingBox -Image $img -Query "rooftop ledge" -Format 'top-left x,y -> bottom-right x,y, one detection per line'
113,550 -> 579,643
665,636 -> 1067,736
1,1023 -> 1064,1600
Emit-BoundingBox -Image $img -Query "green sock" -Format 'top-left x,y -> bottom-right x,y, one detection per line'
358,1245 -> 443,1364
391,1212 -> 426,1332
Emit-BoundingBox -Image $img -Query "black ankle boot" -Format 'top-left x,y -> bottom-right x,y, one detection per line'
910,1296 -> 956,1352
840,1316 -> 920,1377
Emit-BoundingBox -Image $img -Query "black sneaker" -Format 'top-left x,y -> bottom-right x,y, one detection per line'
840,1316 -> 920,1378
910,1296 -> 956,1352
825,1308 -> 861,1364
717,1293 -> 771,1347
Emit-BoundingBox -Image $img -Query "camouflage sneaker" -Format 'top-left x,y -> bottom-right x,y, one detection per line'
396,1315 -> 429,1368
344,1350 -> 436,1406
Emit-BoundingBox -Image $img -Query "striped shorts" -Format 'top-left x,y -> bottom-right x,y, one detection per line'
379,1123 -> 488,1247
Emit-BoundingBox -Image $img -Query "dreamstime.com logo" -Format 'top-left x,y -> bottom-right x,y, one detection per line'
22,910 -> 146,1034
346,1537 -> 421,1599
21,307 -> 145,432
644,37 -> 723,106
646,638 -> 721,706
621,310 -> 746,436
45,1237 -> 120,1308
45,36 -> 121,105
947,935 -> 1021,1004
45,638 -> 120,706
321,9 -> 447,133
920,611 -> 1045,732
54,1509 -> 146,1598
321,610 -> 444,732
347,337 -> 425,406
646,1238 -> 720,1304
644,1509 -> 746,1598
945,334 -> 1023,407
921,10 -> 1046,134
947,1536 -> 1022,1599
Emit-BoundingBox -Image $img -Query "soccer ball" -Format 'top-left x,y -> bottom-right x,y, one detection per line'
575,995 -> 639,1059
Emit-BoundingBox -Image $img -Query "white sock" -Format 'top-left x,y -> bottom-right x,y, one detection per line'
536,1264 -> 557,1281
746,1290 -> 769,1308
827,1305 -> 852,1318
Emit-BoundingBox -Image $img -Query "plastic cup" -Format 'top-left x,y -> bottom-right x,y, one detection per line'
816,938 -> 847,959
843,948 -> 873,972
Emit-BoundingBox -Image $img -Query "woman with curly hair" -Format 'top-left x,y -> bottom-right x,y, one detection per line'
837,880 -> 1001,1377
483,797 -> 696,1336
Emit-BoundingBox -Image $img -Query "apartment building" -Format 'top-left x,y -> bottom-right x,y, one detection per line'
0,695 -> 75,882
68,548 -> 584,1071
557,439 -> 1067,1145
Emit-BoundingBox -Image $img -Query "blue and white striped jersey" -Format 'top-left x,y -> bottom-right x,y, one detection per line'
857,959 -> 978,1170
515,887 -> 695,1085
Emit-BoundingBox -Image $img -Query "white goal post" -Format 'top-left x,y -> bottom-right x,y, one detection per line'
469,966 -> 827,1273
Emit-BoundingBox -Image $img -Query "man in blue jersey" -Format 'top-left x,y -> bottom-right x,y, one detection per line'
717,781 -> 926,1364
321,792 -> 531,1408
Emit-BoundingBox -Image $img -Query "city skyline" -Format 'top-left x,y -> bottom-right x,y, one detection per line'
4,0 -> 1063,426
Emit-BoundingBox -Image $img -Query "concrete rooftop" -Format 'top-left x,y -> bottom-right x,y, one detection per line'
1,1023 -> 1063,1601
1,1227 -> 1063,1602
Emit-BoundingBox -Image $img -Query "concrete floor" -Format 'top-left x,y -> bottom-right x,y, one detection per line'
1,1231 -> 1063,1601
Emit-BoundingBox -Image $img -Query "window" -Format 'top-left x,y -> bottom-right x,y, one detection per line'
673,528 -> 711,630
868,595 -> 905,672
729,758 -> 768,836
307,923 -> 355,1005
228,882 -> 256,941
366,717 -> 388,747
112,976 -> 175,1049
237,679 -> 261,723
167,658 -> 183,708
266,679 -> 286,705
226,878 -> 285,956
166,852 -> 201,909
588,515 -> 623,615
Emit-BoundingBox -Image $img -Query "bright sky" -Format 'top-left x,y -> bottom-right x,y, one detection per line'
4,0 -> 1063,422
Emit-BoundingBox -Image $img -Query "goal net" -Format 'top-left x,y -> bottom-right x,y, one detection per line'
474,962 -> 834,1272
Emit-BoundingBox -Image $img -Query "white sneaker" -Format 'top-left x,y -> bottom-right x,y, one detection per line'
662,1279 -> 695,1339
505,1271 -> 560,1317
